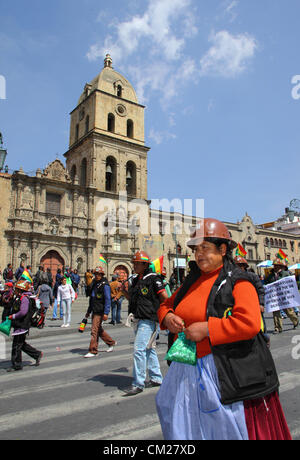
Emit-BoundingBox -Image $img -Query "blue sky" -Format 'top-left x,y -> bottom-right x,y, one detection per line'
1,0 -> 300,225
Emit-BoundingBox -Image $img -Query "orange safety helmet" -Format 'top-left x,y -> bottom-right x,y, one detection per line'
187,218 -> 237,250
94,266 -> 105,274
15,280 -> 32,291
234,256 -> 249,267
132,250 -> 151,264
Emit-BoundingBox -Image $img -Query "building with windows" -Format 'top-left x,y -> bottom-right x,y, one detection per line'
1,55 -> 300,280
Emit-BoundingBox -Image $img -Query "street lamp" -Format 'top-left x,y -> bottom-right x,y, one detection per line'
0,132 -> 7,172
172,225 -> 180,288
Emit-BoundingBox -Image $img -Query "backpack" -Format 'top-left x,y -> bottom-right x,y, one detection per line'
28,296 -> 46,329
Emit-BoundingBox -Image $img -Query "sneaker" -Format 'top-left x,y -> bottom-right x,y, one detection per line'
61,324 -> 66,328
35,352 -> 43,367
84,352 -> 97,358
65,324 -> 70,328
107,342 -> 117,353
145,380 -> 162,388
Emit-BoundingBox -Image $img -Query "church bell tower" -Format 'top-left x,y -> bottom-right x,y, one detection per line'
64,54 -> 150,201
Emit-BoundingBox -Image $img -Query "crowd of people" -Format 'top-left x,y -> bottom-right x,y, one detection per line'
0,218 -> 298,440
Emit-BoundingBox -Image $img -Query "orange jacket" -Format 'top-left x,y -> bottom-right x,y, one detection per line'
157,267 -> 261,359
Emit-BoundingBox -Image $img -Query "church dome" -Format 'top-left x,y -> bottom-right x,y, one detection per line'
78,54 -> 138,105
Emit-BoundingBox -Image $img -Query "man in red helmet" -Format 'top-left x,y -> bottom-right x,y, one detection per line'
121,251 -> 168,396
84,266 -> 116,357
7,280 -> 42,372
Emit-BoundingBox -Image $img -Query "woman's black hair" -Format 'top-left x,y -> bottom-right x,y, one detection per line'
204,237 -> 235,269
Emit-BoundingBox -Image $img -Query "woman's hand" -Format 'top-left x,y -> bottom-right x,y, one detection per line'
184,322 -> 209,343
163,313 -> 184,334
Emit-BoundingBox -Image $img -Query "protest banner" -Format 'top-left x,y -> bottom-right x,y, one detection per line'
264,276 -> 300,313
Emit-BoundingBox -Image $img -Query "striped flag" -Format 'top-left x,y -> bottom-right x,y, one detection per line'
277,249 -> 288,260
99,254 -> 107,264
21,269 -> 33,284
149,256 -> 164,274
236,243 -> 247,257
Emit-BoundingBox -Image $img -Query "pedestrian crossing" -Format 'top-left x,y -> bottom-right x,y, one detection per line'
0,327 -> 167,440
0,327 -> 300,440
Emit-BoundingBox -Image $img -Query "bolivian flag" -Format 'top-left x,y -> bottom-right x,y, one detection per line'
99,254 -> 107,264
277,249 -> 288,260
277,249 -> 289,264
21,270 -> 33,284
149,256 -> 164,274
236,243 -> 247,257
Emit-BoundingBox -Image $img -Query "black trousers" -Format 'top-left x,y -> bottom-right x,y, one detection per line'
11,333 -> 41,369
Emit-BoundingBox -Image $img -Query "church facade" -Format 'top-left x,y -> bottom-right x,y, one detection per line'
1,55 -> 300,280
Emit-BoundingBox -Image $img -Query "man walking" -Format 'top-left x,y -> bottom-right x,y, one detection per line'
109,274 -> 123,324
121,251 -> 168,396
84,267 -> 116,357
265,258 -> 299,333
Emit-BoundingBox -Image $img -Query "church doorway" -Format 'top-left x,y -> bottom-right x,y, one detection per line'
40,250 -> 65,281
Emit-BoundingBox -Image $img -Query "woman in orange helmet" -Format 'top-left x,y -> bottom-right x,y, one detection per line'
155,218 -> 291,440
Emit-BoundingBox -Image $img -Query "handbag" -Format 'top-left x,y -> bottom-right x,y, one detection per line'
0,317 -> 12,336
164,332 -> 197,366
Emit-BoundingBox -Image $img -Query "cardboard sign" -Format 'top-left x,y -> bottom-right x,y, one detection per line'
264,276 -> 300,313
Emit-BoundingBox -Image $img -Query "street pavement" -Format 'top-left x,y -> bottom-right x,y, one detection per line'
0,298 -> 300,440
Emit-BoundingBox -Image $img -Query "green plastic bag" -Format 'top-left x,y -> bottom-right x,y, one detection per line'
0,317 -> 12,337
164,332 -> 197,366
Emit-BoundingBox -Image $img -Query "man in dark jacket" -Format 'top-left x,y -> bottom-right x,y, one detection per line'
84,267 -> 116,357
15,262 -> 25,281
265,258 -> 299,333
120,251 -> 168,396
3,264 -> 14,282
7,280 -> 43,372
0,282 -> 14,322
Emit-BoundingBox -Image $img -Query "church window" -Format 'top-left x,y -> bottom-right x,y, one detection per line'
127,119 -> 134,138
108,113 -> 115,133
80,158 -> 87,187
117,85 -> 122,97
70,165 -> 76,183
113,234 -> 121,251
46,192 -> 61,215
75,124 -> 79,141
85,115 -> 89,135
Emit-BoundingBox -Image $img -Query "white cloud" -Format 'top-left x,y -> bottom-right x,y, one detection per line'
148,128 -> 177,145
87,0 -> 196,63
199,30 -> 257,78
86,1 -> 258,141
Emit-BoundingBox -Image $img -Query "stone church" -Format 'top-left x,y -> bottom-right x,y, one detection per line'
0,55 -> 299,281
